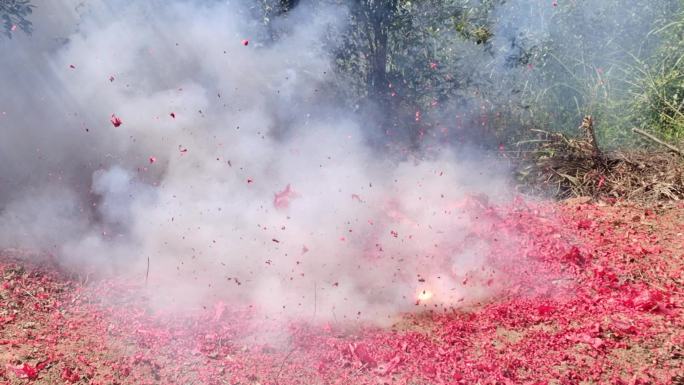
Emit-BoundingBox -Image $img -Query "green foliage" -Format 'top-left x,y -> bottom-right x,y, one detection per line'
333,0 -> 505,142
10,0 -> 680,149
523,0 -> 684,147
624,11 -> 684,142
0,0 -> 34,38
329,0 -> 684,148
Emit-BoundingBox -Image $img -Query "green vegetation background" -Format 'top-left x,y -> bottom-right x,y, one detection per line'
4,0 -> 683,148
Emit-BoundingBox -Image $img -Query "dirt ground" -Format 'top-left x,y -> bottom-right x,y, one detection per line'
1,199 -> 682,385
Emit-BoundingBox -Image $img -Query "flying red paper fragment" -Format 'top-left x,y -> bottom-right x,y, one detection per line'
109,75 -> 115,82
149,156 -> 156,164
241,39 -> 249,46
69,64 -> 76,69
247,178 -> 253,184
110,114 -> 122,127
170,112 -> 176,119
274,184 -> 298,209
11,24 -> 17,31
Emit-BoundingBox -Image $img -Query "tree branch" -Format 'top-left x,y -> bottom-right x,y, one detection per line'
632,127 -> 684,157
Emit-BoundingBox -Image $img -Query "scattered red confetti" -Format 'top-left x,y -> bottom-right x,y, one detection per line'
0,199 -> 681,385
241,39 -> 249,46
577,219 -> 593,229
6,363 -> 39,380
348,343 -> 377,368
61,366 -> 80,383
562,245 -> 585,265
170,112 -> 176,119
149,156 -> 156,164
69,64 -> 76,69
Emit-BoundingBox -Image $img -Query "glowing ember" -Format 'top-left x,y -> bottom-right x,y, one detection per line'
417,289 -> 433,302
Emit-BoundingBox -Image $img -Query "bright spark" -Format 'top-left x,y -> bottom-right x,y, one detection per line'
417,289 -> 433,302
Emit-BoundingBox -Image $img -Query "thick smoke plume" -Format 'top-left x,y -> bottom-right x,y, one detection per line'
0,0 -> 520,323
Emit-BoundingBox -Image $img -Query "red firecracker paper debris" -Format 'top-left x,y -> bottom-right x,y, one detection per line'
110,114 -> 122,127
274,184 -> 297,209
6,363 -> 39,380
0,199 -> 682,385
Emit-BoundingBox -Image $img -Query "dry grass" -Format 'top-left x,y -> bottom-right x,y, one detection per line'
514,122 -> 684,203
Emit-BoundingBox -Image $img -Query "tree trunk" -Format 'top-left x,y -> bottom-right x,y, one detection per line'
368,13 -> 389,103
359,0 -> 397,135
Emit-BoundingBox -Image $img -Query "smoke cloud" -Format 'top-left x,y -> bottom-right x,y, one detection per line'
0,0 -> 521,323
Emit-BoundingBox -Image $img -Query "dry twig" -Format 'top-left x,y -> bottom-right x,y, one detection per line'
632,128 -> 684,157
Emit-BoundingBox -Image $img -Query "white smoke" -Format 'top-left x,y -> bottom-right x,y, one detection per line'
0,0 -> 513,322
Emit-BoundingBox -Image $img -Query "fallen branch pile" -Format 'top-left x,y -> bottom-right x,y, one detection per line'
515,117 -> 684,202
